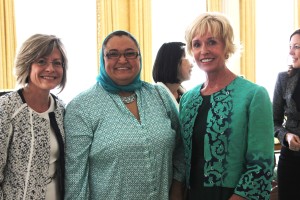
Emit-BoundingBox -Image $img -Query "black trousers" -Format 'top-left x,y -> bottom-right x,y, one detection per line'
277,146 -> 300,200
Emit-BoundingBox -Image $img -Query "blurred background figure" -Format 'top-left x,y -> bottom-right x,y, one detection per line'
273,29 -> 300,200
152,42 -> 193,108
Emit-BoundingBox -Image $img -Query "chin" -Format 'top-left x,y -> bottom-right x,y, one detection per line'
295,67 -> 300,69
293,64 -> 300,69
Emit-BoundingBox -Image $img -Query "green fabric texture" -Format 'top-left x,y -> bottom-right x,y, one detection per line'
179,76 -> 274,200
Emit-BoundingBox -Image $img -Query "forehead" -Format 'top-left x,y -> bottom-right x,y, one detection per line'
40,47 -> 62,58
192,32 -> 216,41
290,34 -> 300,43
105,35 -> 138,51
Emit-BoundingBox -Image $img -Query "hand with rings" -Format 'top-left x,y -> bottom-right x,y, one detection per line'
286,133 -> 300,152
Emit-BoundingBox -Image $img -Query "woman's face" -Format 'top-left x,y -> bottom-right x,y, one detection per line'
289,34 -> 300,69
28,48 -> 64,92
178,57 -> 193,82
191,32 -> 226,73
103,35 -> 140,86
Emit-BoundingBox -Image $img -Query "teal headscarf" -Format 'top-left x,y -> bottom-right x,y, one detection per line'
96,30 -> 143,93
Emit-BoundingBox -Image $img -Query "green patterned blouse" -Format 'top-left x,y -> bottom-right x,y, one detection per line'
179,76 -> 274,200
64,82 -> 185,200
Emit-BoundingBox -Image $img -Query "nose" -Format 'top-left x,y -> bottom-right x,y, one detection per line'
45,62 -> 55,71
118,55 -> 128,63
200,44 -> 209,54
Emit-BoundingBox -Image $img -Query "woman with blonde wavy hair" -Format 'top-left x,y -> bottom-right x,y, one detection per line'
180,12 -> 274,200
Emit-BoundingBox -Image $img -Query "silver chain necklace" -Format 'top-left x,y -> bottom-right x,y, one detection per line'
120,93 -> 136,104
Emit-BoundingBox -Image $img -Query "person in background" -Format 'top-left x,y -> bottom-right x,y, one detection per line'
0,34 -> 68,200
179,12 -> 274,200
152,42 -> 193,109
64,30 -> 185,200
273,29 -> 300,200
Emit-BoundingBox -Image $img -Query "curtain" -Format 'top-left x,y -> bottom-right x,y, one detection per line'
295,0 -> 300,28
96,0 -> 152,82
239,0 -> 256,82
0,0 -> 16,89
206,0 -> 222,11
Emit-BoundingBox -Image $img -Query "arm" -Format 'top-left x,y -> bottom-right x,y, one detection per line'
272,73 -> 289,146
64,101 -> 93,199
229,194 -> 247,200
156,86 -> 186,197
170,120 -> 185,200
234,87 -> 274,199
169,179 -> 185,200
0,99 -> 13,199
273,73 -> 300,150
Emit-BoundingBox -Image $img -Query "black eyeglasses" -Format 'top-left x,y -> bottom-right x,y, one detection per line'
105,50 -> 140,60
35,58 -> 64,68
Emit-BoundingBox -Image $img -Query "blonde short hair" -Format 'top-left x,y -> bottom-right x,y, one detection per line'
185,12 -> 236,58
14,34 -> 68,92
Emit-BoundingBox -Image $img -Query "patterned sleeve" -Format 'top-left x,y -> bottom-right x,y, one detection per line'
155,86 -> 185,182
234,86 -> 274,200
64,99 -> 93,199
0,96 -> 13,198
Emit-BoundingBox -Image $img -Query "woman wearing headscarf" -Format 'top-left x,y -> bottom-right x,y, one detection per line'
64,30 -> 185,200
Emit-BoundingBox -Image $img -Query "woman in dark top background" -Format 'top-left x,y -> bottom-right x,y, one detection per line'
273,29 -> 300,200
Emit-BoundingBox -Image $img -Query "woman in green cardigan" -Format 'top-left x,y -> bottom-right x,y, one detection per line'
180,12 -> 274,200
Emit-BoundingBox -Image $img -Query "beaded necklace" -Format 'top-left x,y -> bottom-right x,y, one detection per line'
120,93 -> 136,104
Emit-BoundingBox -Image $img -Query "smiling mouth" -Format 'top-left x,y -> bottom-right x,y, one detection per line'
200,58 -> 214,63
116,67 -> 130,70
41,76 -> 56,79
